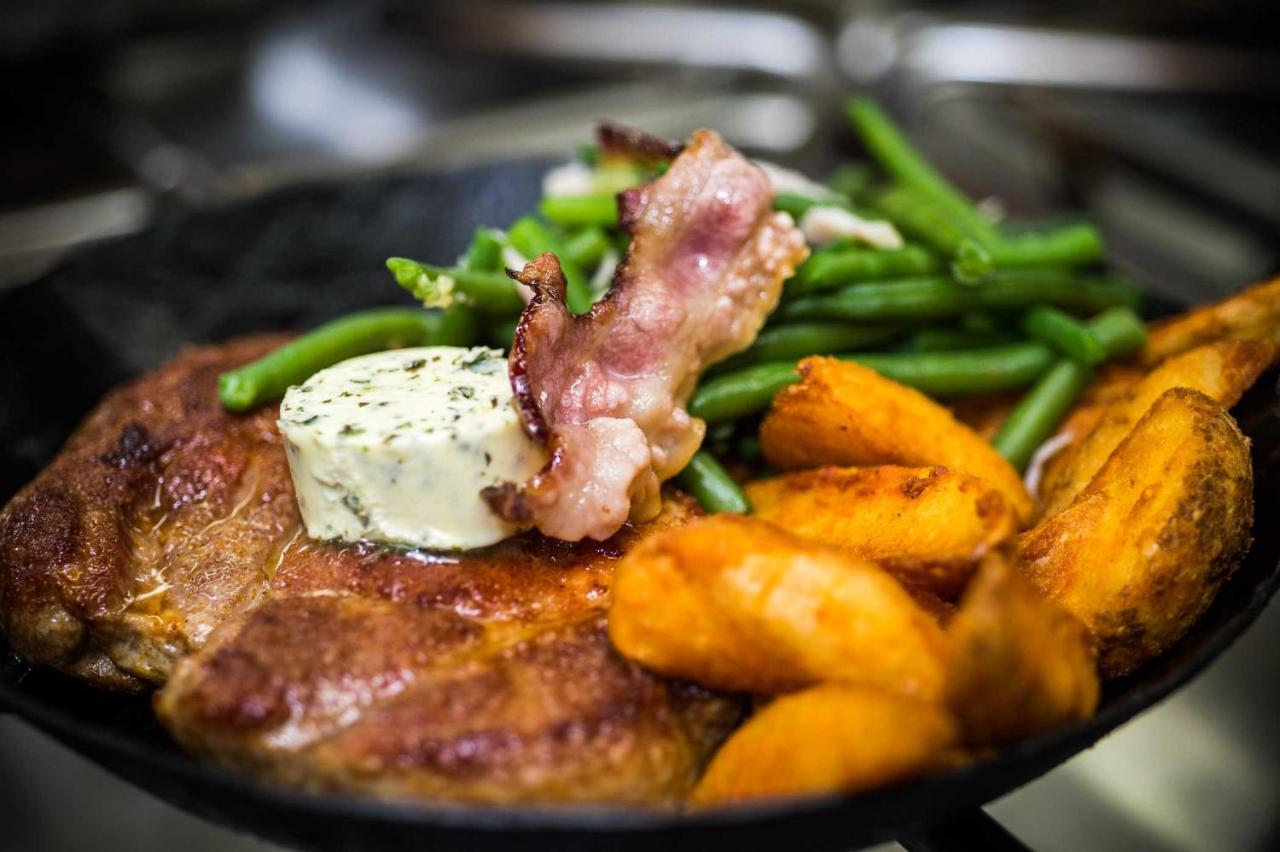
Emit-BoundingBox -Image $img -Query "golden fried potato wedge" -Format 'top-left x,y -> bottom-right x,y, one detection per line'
1019,388 -> 1253,677
746,465 -> 1015,597
608,514 -> 949,699
946,552 -> 1098,745
1037,339 -> 1273,517
1140,276 -> 1280,366
691,684 -> 958,806
760,357 -> 1034,525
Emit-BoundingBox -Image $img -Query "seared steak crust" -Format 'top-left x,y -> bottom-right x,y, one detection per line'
1,335 -> 294,689
1,337 -> 739,805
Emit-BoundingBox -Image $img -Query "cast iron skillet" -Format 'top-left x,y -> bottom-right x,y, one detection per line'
2,160 -> 1279,852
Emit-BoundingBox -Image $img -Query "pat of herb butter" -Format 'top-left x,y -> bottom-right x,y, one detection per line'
278,346 -> 545,551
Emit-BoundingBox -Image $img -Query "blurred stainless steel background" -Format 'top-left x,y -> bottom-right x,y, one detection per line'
1,1 -> 1278,849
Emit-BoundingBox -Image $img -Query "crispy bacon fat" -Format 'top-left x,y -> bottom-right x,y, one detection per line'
595,122 -> 683,167
484,130 -> 808,541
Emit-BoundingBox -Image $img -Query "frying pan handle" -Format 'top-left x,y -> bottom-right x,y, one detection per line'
898,809 -> 1032,852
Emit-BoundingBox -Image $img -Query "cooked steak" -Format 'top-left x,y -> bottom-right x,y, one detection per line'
0,338 -> 739,804
1,335 -> 295,690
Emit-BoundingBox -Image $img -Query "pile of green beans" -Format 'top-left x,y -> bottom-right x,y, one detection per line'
843,97 -> 1108,284
691,341 -> 1061,424
220,96 -> 1150,519
691,307 -> 1145,426
726,95 -> 1146,484
777,273 -> 1138,326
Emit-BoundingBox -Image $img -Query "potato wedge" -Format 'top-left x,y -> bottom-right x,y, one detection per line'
608,514 -> 949,699
1019,388 -> 1253,677
691,684 -> 958,806
946,552 -> 1098,745
1037,339 -> 1273,517
746,465 -> 1015,597
760,357 -> 1034,525
1139,276 -> 1280,366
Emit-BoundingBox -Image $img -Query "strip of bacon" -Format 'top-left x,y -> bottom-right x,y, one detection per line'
596,122 -> 683,168
483,130 -> 808,541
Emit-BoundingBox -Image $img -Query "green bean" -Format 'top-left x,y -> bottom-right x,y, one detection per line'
595,161 -> 647,194
1023,305 -> 1104,364
978,271 -> 1143,314
717,322 -> 903,371
776,276 -> 967,323
463,228 -> 504,272
992,359 -> 1095,471
218,307 -> 477,412
773,191 -> 820,220
909,327 -> 1018,353
868,185 -> 994,283
774,191 -> 881,223
778,271 -> 1141,324
959,312 -> 1001,334
676,450 -> 751,514
690,342 -> 1057,424
952,238 -> 996,284
825,162 -> 876,203
988,223 -> 1105,269
563,226 -> 611,271
852,345 -> 1056,396
789,244 -> 942,294
846,97 -> 1001,244
458,228 -> 523,348
690,362 -> 801,423
1086,306 -> 1147,358
991,308 -> 1148,470
507,216 -> 593,314
386,258 -> 524,313
538,194 -> 619,229
869,185 -> 976,255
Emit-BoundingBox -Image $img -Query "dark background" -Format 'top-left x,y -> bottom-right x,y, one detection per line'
1,2 -> 1278,849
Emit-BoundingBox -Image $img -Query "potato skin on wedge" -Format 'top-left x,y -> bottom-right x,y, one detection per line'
1140,275 -> 1280,366
1019,388 -> 1253,677
761,357 -> 1034,525
608,515 -> 949,699
746,465 -> 1015,597
946,552 -> 1099,745
1037,340 -> 1273,517
691,684 -> 958,806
